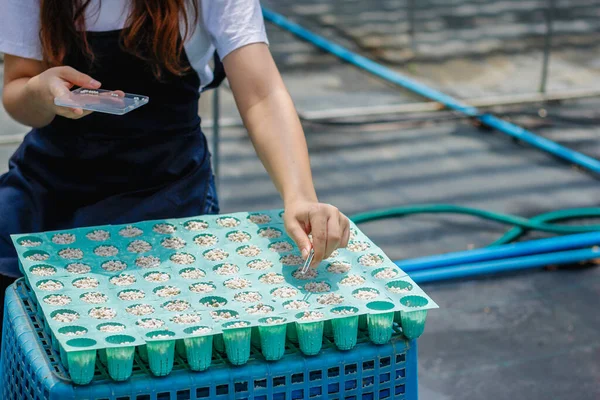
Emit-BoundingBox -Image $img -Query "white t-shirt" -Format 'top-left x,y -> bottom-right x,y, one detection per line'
0,0 -> 269,89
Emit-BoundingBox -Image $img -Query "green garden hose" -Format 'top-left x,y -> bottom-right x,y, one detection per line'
350,205 -> 600,246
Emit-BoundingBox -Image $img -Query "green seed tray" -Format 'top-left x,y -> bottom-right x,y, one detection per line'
12,208 -> 437,384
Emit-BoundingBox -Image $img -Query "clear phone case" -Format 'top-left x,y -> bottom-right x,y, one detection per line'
54,88 -> 149,115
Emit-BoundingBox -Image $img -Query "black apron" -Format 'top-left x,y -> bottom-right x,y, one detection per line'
0,30 -> 218,277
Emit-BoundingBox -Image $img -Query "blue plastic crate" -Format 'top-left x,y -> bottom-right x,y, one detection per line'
1,279 -> 418,400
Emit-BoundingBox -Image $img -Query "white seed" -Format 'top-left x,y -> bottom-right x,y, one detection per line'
258,228 -> 281,239
359,254 -> 383,267
224,277 -> 251,289
331,308 -> 357,315
119,290 -> 145,301
102,260 -> 127,272
327,261 -> 351,274
387,284 -> 411,294
155,286 -> 181,297
204,249 -> 228,261
349,229 -> 358,240
180,268 -> 205,279
59,248 -> 83,260
237,245 -> 261,257
163,300 -> 190,312
110,274 -> 136,286
53,312 -> 79,323
317,293 -> 344,305
63,330 -> 87,336
73,277 -> 99,289
214,263 -> 238,275
149,334 -> 172,340
52,233 -> 76,245
135,255 -> 160,268
259,273 -> 284,284
347,241 -> 371,252
248,214 -> 271,224
194,234 -> 218,247
44,294 -> 71,306
269,241 -> 293,253
66,263 -> 91,274
340,275 -> 366,286
227,231 -> 251,243
38,280 -> 63,291
248,259 -> 272,270
89,307 -> 116,319
172,313 -> 201,324
126,304 -> 155,315
225,321 -> 249,329
184,220 -> 208,231
281,254 -> 304,266
234,291 -> 261,303
192,327 -> 212,334
210,311 -> 237,320
353,289 -> 379,300
189,283 -> 215,294
265,317 -> 285,325
128,240 -> 152,253
81,292 -> 108,304
293,268 -> 318,280
31,266 -> 55,276
86,230 -> 110,241
216,217 -> 239,228
271,286 -> 298,298
202,298 -> 226,308
245,303 -> 272,314
136,318 -> 164,329
374,268 -> 399,280
283,300 -> 309,310
119,226 -> 143,237
27,253 -> 49,261
145,272 -> 170,282
20,239 -> 41,247
171,253 -> 196,265
99,324 -> 125,333
304,282 -> 331,293
299,311 -> 324,321
153,223 -> 176,234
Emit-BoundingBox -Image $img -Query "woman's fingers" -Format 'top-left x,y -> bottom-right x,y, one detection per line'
285,219 -> 312,260
324,210 -> 342,259
308,207 -> 328,267
57,66 -> 101,88
340,212 -> 350,248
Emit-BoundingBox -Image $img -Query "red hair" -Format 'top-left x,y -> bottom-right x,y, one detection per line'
40,0 -> 198,77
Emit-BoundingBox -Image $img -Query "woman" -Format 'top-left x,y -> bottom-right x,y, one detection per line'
0,0 -> 350,321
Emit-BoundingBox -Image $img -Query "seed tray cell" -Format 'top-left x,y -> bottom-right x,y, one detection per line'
12,208 -> 436,384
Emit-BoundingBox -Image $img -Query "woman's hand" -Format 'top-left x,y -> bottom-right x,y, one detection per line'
284,201 -> 351,268
26,66 -> 101,119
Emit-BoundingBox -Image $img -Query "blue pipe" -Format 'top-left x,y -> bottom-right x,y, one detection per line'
262,7 -> 600,174
408,247 -> 600,283
395,231 -> 600,272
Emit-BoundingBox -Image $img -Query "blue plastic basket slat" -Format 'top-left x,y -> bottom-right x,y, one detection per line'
1,279 -> 418,400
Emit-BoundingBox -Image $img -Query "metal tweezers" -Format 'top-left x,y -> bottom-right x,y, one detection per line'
300,248 -> 315,274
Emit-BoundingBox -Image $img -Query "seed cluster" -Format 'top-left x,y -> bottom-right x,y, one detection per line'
237,245 -> 261,257
192,327 -> 212,335
227,231 -> 251,243
62,329 -> 87,336
359,254 -> 383,267
59,248 -> 83,260
248,214 -> 271,224
347,241 -> 370,252
245,303 -> 272,314
194,234 -> 218,247
52,233 -> 76,245
89,307 -> 116,319
31,266 -> 55,276
204,249 -> 229,261
153,223 -> 176,234
283,300 -> 309,310
86,230 -> 110,241
110,274 -> 136,286
163,300 -> 190,312
234,291 -> 262,303
184,220 -> 208,231
161,237 -> 186,249
374,268 -> 399,279
327,261 -> 351,274
340,275 -> 366,286
26,253 -> 49,261
299,311 -> 324,321
214,263 -> 239,275
44,294 -> 71,306
126,304 -> 155,316
66,263 -> 91,274
265,317 -> 285,325
259,272 -> 284,284
118,290 -> 145,301
258,228 -> 281,238
102,260 -> 127,272
281,254 -> 304,266
226,321 -> 249,329
155,286 -> 181,297
136,318 -> 164,329
53,312 -> 79,323
210,311 -> 237,320
81,292 -> 108,304
180,268 -> 205,279
135,255 -> 160,268
202,298 -> 227,308
119,226 -> 143,238
145,272 -> 170,282
293,268 -> 318,279
189,283 -> 215,294
331,308 -> 357,315
224,277 -> 251,289
269,241 -> 293,253
217,217 -> 239,228
94,245 -> 119,257
73,277 -> 99,289
172,313 -> 201,324
317,293 -> 344,305
127,240 -> 152,253
248,259 -> 272,270
99,324 -> 125,333
171,253 -> 196,265
353,289 -> 379,300
271,286 -> 299,298
304,282 -> 331,293
20,239 -> 42,247
38,280 -> 63,291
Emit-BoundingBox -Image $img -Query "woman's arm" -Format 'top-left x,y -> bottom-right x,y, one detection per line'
2,54 -> 100,127
223,43 -> 350,266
